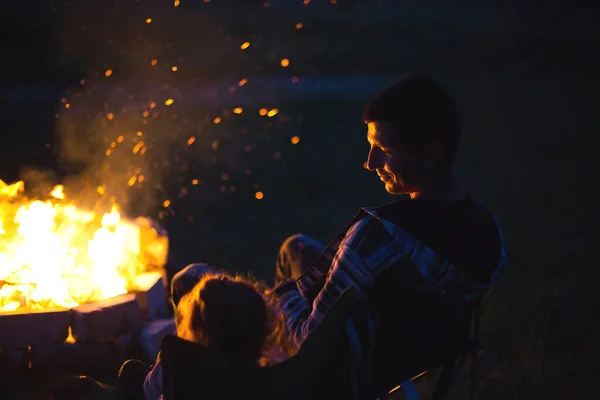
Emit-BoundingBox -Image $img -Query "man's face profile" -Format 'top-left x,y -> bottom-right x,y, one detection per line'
365,122 -> 422,196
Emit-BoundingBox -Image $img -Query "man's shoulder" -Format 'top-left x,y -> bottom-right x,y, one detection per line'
368,193 -> 497,225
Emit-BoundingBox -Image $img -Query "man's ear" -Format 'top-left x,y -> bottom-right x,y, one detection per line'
422,140 -> 443,168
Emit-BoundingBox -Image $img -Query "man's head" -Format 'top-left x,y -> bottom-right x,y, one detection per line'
363,76 -> 461,196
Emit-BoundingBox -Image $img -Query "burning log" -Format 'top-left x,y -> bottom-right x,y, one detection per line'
131,271 -> 169,322
0,309 -> 70,349
71,293 -> 141,343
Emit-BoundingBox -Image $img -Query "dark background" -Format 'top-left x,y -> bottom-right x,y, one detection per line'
2,0 -> 600,398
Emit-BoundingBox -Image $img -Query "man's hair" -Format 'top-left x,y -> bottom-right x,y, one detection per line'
363,75 -> 461,166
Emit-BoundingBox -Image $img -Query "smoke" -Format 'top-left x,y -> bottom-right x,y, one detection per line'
48,0 -> 232,217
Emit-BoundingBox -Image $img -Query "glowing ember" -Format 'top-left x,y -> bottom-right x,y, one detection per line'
0,180 -> 168,313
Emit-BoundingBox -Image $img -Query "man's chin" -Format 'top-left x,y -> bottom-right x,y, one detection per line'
384,181 -> 405,195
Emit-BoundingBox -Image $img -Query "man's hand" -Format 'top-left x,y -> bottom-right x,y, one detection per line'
272,279 -> 299,297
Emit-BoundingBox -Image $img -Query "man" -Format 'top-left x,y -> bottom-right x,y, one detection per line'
272,75 -> 507,397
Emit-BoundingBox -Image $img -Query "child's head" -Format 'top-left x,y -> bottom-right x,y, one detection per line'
176,274 -> 269,364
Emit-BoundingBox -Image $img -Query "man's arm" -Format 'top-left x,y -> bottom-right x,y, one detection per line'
277,214 -> 406,342
277,208 -> 506,343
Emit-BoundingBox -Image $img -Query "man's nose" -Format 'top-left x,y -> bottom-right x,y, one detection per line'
365,149 -> 380,171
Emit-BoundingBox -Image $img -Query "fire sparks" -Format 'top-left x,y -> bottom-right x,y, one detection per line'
0,180 -> 168,312
133,141 -> 145,155
33,0 -> 318,286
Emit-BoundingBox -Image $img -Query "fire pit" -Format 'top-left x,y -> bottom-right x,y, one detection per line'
0,179 -> 172,387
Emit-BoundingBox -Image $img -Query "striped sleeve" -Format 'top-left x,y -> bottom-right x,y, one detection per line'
279,215 -> 407,342
278,206 -> 507,343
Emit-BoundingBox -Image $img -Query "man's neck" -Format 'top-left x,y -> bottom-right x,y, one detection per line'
410,167 -> 466,201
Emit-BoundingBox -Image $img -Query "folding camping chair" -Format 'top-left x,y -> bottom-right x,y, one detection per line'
378,297 -> 483,400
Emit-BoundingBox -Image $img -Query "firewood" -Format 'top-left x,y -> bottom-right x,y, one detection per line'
131,271 -> 169,322
0,309 -> 70,349
71,293 -> 141,343
140,318 -> 175,362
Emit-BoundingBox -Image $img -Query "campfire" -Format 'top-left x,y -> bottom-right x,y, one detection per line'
0,178 -> 173,388
0,179 -> 168,313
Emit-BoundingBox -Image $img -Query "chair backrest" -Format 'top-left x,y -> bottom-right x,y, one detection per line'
365,259 -> 480,395
161,286 -> 358,400
376,297 -> 482,400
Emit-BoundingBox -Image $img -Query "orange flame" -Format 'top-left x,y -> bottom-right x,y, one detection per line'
0,180 -> 168,312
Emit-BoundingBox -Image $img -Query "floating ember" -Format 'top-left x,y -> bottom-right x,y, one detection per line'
0,179 -> 168,313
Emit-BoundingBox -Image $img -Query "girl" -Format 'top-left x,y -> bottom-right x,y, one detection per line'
144,272 -> 295,400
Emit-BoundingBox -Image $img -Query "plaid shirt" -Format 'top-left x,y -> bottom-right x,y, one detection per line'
277,205 -> 508,344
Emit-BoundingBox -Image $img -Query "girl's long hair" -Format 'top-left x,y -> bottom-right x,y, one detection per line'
176,273 -> 298,365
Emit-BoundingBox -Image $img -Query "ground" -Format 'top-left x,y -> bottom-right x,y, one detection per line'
2,1 -> 600,399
